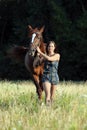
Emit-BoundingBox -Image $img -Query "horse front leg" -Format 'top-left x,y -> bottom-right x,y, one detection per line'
32,74 -> 43,100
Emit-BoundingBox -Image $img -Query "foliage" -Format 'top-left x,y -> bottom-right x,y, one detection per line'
0,0 -> 87,80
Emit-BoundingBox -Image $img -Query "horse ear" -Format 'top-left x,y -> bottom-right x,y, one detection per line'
40,26 -> 45,33
28,25 -> 33,31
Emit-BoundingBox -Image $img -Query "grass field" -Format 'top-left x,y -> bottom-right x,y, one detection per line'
0,80 -> 87,130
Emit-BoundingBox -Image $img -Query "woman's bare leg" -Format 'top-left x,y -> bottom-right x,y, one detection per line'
51,85 -> 57,103
43,81 -> 51,105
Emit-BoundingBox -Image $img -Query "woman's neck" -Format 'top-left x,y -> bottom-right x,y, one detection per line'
48,52 -> 55,56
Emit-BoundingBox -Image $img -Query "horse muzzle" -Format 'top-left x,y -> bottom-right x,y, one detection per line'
28,49 -> 36,57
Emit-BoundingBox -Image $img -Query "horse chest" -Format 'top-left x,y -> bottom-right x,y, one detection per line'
33,66 -> 43,75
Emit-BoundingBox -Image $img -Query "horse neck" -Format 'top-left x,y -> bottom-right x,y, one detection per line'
40,41 -> 46,53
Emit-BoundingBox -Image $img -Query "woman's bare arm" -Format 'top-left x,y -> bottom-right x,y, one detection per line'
37,47 -> 60,61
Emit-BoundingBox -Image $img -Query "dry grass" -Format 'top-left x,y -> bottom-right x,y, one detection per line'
0,80 -> 87,130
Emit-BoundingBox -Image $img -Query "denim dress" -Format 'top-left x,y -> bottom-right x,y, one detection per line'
42,60 -> 59,85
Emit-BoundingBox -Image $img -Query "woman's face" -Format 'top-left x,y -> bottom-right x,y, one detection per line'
48,42 -> 55,53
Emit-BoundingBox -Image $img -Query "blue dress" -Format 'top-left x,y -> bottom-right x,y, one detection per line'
42,60 -> 59,85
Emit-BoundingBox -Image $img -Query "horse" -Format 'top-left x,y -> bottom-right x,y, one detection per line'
7,25 -> 46,100
25,25 -> 46,100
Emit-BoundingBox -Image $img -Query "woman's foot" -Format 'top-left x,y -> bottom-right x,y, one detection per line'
46,100 -> 51,106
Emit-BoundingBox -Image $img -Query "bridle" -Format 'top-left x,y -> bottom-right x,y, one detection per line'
28,32 -> 42,56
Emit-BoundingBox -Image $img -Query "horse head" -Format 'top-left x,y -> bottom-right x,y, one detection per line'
28,25 -> 45,56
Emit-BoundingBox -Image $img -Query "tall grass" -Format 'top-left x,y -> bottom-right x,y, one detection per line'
0,80 -> 87,130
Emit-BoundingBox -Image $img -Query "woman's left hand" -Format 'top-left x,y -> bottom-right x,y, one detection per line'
36,47 -> 41,53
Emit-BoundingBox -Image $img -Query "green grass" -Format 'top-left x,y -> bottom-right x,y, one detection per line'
0,80 -> 87,130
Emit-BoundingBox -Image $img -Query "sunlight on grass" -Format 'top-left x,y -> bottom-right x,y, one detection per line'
0,80 -> 87,130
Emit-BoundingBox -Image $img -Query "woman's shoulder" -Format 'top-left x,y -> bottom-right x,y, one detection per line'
55,53 -> 60,61
55,53 -> 60,57
55,53 -> 60,56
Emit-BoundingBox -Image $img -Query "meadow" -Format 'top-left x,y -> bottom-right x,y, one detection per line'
0,80 -> 87,130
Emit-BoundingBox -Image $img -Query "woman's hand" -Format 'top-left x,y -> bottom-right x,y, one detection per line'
36,47 -> 41,53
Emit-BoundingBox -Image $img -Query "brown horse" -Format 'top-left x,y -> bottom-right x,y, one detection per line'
25,25 -> 46,100
7,25 -> 46,100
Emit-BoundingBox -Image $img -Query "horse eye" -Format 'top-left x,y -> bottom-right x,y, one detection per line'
38,37 -> 41,39
35,33 -> 41,39
36,33 -> 39,37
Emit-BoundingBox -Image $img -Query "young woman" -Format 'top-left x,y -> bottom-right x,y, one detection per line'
37,41 -> 60,106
